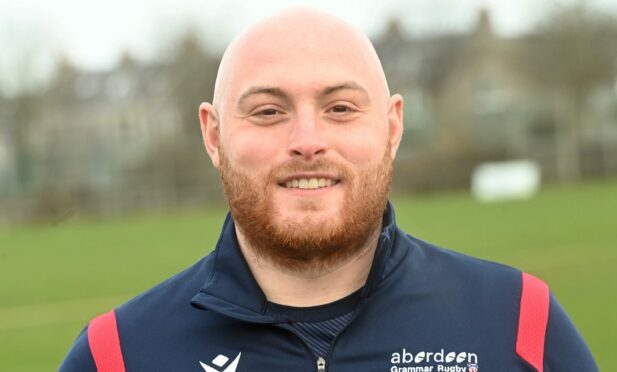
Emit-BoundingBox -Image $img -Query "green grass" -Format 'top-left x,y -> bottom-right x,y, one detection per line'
1,180 -> 615,371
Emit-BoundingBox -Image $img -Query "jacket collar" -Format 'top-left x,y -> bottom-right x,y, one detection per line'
190,201 -> 406,323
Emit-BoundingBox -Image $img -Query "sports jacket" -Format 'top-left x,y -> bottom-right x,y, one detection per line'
59,203 -> 598,371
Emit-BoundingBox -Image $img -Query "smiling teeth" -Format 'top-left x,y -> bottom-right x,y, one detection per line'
285,178 -> 335,189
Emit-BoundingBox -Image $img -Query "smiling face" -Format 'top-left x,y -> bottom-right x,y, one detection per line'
200,8 -> 403,271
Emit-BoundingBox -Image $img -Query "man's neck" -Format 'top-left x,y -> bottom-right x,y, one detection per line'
235,225 -> 381,307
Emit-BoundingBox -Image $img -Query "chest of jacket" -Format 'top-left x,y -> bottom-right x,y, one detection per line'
117,266 -> 530,371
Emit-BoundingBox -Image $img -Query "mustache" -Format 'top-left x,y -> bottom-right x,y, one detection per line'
268,158 -> 352,180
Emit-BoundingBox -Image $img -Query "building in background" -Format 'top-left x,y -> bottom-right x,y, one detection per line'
374,9 -> 617,191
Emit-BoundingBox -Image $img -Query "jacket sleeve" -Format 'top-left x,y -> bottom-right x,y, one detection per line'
58,326 -> 97,372
544,293 -> 598,372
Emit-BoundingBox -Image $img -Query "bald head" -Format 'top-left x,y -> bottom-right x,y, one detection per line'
212,7 -> 390,114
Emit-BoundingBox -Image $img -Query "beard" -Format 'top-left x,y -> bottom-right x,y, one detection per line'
218,144 -> 392,273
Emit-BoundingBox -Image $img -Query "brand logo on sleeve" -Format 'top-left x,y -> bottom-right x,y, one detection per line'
200,352 -> 241,372
390,348 -> 479,372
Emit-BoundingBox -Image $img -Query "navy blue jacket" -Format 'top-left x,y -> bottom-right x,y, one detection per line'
60,204 -> 597,371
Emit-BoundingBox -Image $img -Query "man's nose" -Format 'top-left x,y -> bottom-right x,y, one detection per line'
287,110 -> 328,160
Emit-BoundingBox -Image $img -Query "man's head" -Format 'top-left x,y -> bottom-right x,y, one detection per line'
199,7 -> 403,273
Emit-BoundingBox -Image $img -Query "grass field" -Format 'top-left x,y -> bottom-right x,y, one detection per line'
1,179 -> 615,371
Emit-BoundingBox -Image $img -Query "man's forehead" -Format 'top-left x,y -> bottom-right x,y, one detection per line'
227,26 -> 377,79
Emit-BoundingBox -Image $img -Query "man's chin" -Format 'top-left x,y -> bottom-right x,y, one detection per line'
273,199 -> 343,222
274,188 -> 344,212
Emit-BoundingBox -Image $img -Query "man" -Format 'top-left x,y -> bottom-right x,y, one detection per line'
60,7 -> 597,372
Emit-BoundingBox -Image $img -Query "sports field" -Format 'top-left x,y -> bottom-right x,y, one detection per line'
0,179 -> 615,371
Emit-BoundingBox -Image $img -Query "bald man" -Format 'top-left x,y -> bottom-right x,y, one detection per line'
60,8 -> 597,372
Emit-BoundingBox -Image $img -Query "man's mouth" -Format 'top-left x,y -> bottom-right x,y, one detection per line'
280,177 -> 340,190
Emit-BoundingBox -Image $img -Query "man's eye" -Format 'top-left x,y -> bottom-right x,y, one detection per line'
256,108 -> 279,116
330,105 -> 353,113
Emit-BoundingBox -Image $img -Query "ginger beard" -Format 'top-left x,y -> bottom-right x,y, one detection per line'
218,143 -> 392,273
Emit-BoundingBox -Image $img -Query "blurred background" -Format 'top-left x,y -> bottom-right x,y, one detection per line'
0,0 -> 615,370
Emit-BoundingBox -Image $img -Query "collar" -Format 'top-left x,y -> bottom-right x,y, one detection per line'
190,201 -> 406,323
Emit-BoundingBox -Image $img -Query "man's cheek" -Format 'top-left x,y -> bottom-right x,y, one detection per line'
234,142 -> 279,169
336,142 -> 384,165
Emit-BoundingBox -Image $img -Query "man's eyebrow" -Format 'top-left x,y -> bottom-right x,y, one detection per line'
237,86 -> 291,106
236,81 -> 370,107
320,81 -> 370,100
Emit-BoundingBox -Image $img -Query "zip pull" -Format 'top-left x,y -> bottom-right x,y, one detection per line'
316,356 -> 326,372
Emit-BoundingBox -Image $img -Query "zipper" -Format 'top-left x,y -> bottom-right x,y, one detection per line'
274,293 -> 373,372
317,234 -> 389,370
321,297 -> 372,369
274,322 -> 326,370
273,232 -> 388,371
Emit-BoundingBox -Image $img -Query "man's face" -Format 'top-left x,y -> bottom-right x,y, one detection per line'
202,14 -> 403,271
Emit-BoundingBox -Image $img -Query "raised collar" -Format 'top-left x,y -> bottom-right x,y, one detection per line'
190,202 -> 405,323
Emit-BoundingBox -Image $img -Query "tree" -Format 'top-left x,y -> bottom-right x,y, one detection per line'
128,31 -> 224,206
0,22 -> 51,194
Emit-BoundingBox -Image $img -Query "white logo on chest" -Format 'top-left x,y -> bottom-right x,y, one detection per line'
200,352 -> 241,372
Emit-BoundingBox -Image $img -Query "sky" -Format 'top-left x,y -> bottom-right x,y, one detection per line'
1,0 -> 617,94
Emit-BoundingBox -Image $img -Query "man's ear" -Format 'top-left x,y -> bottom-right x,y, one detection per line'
387,94 -> 404,160
199,102 -> 221,169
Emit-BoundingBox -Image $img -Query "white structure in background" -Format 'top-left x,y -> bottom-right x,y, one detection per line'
471,160 -> 541,202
